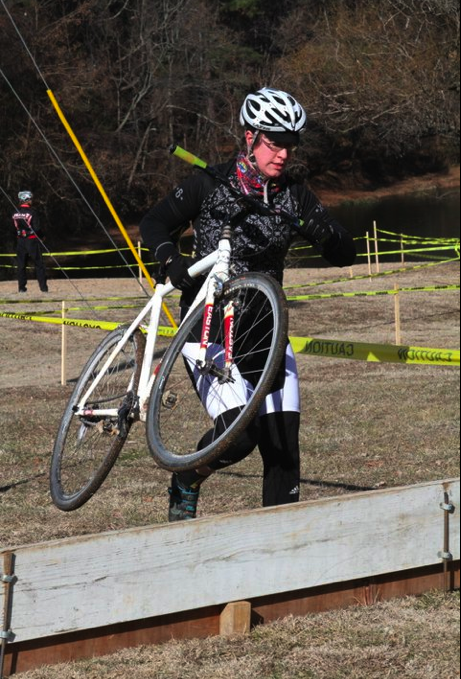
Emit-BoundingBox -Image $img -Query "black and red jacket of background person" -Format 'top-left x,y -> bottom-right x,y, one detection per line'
12,203 -> 43,240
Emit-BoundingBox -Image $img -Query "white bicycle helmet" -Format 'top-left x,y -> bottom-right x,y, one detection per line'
18,190 -> 33,203
240,87 -> 307,134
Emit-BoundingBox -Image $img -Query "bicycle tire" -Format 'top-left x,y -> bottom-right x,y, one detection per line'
146,273 -> 288,471
50,326 -> 145,511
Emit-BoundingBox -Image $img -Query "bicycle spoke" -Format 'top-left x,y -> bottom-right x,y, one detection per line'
147,274 -> 288,471
50,328 -> 145,510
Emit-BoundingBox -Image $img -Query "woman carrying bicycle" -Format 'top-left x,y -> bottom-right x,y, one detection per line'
140,87 -> 356,522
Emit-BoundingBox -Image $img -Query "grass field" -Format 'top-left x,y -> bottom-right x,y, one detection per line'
0,261 -> 459,678
14,591 -> 461,679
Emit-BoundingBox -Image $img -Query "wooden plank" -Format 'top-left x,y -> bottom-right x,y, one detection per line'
251,561 -> 460,624
219,602 -> 251,636
3,563 -> 459,676
1,479 -> 459,645
3,605 -> 222,676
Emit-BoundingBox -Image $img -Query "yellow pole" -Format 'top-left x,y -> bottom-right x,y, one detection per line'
138,240 -> 145,287
47,89 -> 177,329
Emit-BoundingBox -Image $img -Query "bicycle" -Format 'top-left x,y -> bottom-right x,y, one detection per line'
50,145 -> 305,511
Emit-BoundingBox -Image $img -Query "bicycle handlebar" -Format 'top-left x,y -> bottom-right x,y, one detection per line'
169,144 -> 305,235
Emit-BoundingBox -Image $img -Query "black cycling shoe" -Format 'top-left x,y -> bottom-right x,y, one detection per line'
40,287 -> 49,293
168,475 -> 200,522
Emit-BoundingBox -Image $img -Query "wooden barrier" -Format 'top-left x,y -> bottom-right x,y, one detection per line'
1,478 -> 459,676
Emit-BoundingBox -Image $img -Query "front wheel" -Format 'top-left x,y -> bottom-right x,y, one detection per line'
50,326 -> 145,511
146,273 -> 288,471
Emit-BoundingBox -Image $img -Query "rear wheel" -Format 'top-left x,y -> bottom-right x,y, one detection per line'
50,326 -> 145,511
146,273 -> 288,471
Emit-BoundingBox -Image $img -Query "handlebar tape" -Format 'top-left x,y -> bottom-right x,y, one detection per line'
169,144 -> 208,169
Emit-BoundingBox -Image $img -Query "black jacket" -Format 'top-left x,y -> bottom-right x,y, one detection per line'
140,160 -> 356,284
12,205 -> 42,239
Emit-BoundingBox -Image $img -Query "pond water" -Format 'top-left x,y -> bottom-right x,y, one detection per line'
2,187 -> 458,281
328,187 -> 460,266
67,187 -> 460,276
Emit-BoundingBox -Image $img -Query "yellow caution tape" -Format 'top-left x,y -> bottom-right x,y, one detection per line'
290,337 -> 460,366
0,256 -> 457,304
1,235 -> 456,259
378,237 -> 458,246
0,311 -> 176,337
0,248 -> 135,258
377,228 -> 460,242
287,284 -> 460,302
363,245 -> 458,257
283,257 -> 460,292
0,296 -> 145,305
0,311 -> 118,331
45,248 -> 129,256
0,310 -> 458,366
287,242 -> 459,261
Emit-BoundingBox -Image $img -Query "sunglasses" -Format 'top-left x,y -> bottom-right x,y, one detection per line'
260,136 -> 298,153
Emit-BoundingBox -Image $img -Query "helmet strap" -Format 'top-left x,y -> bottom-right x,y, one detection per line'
246,130 -> 260,167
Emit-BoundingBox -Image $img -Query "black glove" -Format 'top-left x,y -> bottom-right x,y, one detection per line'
301,210 -> 338,255
165,252 -> 195,291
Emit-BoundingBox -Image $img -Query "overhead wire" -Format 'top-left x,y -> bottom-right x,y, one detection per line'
0,1 -> 151,301
0,68 -> 151,316
0,184 -> 110,315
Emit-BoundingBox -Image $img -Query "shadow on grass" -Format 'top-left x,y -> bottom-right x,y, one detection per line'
218,469 -> 375,492
1,469 -> 375,496
0,471 -> 47,494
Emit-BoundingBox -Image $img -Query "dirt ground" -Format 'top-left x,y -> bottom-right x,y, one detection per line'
0,259 -> 460,390
0,261 -> 459,679
13,591 -> 461,679
0,260 -> 459,547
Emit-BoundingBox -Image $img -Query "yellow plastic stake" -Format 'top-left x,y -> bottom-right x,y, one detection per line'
47,89 -> 177,329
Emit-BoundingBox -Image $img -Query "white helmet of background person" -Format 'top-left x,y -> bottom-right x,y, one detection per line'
240,87 -> 307,136
18,190 -> 33,204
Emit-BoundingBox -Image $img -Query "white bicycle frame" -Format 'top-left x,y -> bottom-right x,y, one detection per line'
75,233 -> 232,423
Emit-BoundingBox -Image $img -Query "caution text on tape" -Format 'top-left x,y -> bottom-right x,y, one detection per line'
0,311 -> 176,337
290,337 -> 459,366
1,310 -> 459,366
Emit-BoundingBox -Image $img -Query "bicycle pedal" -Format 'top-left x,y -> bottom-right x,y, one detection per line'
95,421 -> 105,435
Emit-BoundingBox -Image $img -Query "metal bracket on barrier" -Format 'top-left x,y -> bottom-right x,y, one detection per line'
438,550 -> 453,561
0,631 -> 14,642
1,552 -> 16,679
0,575 -> 15,585
439,492 -> 456,592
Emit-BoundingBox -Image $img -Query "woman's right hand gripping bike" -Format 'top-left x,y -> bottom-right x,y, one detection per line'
50,146 -> 304,511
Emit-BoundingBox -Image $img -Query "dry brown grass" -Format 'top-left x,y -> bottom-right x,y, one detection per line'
0,263 -> 459,677
15,591 -> 460,679
0,262 -> 459,546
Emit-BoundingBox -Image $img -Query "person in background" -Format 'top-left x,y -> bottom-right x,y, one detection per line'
12,190 -> 48,293
140,87 -> 356,522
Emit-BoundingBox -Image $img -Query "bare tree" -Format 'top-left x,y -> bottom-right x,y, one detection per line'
274,0 -> 459,179
0,0 -> 458,259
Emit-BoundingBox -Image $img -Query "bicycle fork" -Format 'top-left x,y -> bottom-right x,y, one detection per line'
196,228 -> 235,385
196,285 -> 236,385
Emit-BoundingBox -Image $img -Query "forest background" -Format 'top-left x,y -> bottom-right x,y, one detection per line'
0,0 -> 459,257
